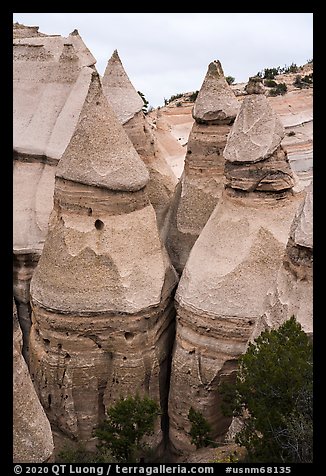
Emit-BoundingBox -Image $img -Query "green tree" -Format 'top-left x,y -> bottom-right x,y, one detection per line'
137,91 -> 149,113
225,76 -> 235,85
188,407 -> 213,449
95,394 -> 160,463
221,317 -> 313,463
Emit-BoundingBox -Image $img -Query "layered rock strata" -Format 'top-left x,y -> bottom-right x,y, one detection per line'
166,60 -> 239,274
13,25 -> 96,356
13,300 -> 54,463
29,72 -> 178,451
168,78 -> 302,453
102,50 -> 177,232
254,182 -> 313,338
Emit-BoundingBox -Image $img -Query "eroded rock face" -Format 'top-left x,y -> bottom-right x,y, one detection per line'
254,182 -> 313,338
29,72 -> 178,452
193,60 -> 240,124
13,300 -> 54,463
168,85 -> 302,454
13,24 -> 96,359
166,60 -> 239,274
102,50 -> 177,232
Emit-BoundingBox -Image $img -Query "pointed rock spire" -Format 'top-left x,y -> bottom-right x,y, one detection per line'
56,70 -> 149,191
193,60 -> 240,123
256,183 -> 313,338
166,59 -> 239,273
29,63 -> 177,447
102,49 -> 144,124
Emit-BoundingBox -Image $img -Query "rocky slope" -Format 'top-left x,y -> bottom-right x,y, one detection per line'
29,71 -> 178,452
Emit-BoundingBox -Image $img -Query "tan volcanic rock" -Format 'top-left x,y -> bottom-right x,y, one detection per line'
254,183 -> 313,338
13,25 -> 96,358
149,104 -> 194,179
102,50 -> 177,231
102,49 -> 144,124
13,300 -> 54,463
154,68 -> 313,188
168,85 -> 302,453
166,60 -> 240,274
193,60 -> 239,123
224,84 -> 285,164
29,72 -> 177,451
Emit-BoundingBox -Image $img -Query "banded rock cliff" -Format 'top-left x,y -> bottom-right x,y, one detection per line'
166,60 -> 239,273
29,72 -> 178,452
13,23 -> 96,358
102,50 -> 177,233
14,299 -> 54,462
168,77 -> 303,454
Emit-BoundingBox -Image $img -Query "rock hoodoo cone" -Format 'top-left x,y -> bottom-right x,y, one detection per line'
166,60 -> 240,274
29,71 -> 178,452
168,77 -> 303,453
102,49 -> 177,232
13,300 -> 54,463
255,182 -> 313,338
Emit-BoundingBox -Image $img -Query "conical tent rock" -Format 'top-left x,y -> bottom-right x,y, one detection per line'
102,49 -> 177,232
13,300 -> 54,463
29,69 -> 178,449
168,80 -> 303,453
166,60 -> 240,274
13,24 -> 96,361
56,70 -> 149,192
224,80 -> 294,193
102,49 -> 144,125
255,182 -> 313,339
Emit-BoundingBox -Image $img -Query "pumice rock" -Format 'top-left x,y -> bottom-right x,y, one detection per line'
29,71 -> 178,451
13,24 -> 96,358
244,75 -> 265,95
102,49 -> 177,232
13,300 -> 54,463
168,80 -> 303,454
166,60 -> 240,274
255,182 -> 313,338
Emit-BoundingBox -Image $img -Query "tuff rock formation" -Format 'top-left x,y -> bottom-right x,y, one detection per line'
13,299 -> 54,463
166,60 -> 240,274
102,50 -> 177,232
29,71 -> 178,452
254,182 -> 313,338
13,24 -> 96,358
168,77 -> 302,454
